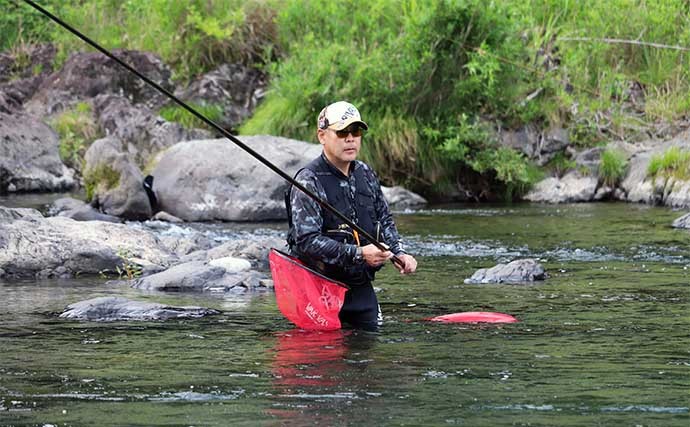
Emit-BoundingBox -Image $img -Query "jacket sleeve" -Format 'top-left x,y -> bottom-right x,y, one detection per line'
364,166 -> 406,255
290,169 -> 358,266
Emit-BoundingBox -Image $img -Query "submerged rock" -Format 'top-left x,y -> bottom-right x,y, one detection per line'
671,212 -> 690,229
60,296 -> 219,321
465,259 -> 546,284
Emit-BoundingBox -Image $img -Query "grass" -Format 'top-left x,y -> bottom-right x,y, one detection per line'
599,149 -> 628,187
158,102 -> 224,130
49,102 -> 101,172
647,146 -> 690,181
84,164 -> 120,202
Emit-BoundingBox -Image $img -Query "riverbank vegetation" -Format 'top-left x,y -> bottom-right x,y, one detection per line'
5,0 -> 690,199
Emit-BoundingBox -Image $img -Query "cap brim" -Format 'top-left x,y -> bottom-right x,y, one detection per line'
329,118 -> 368,131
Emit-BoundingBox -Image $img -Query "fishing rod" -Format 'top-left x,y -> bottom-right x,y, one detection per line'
21,0 -> 403,267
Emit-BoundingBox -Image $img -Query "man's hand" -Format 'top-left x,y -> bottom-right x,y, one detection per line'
393,253 -> 417,275
361,244 -> 392,267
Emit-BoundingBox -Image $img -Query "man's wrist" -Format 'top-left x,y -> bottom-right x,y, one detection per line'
352,245 -> 364,264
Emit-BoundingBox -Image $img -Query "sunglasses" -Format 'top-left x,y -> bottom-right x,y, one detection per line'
332,126 -> 365,138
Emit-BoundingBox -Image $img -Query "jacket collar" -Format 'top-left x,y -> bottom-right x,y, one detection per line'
320,152 -> 356,180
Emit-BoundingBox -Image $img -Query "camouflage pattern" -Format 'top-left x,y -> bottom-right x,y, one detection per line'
289,154 -> 405,271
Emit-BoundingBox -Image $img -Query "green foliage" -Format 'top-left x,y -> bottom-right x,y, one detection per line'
647,146 -> 690,181
546,152 -> 577,177
83,164 -> 120,202
0,0 -> 63,51
242,0 -> 538,195
49,102 -> 100,171
599,149 -> 628,186
159,102 -> 224,130
47,0 -> 280,81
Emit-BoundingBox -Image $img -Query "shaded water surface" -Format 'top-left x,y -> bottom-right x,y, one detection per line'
1,200 -> 689,426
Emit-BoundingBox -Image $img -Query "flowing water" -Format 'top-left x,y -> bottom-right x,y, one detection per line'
1,196 -> 689,426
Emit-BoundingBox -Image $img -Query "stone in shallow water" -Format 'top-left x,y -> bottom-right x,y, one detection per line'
59,296 -> 219,321
465,259 -> 546,284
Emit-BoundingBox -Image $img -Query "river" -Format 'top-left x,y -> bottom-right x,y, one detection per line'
1,196 -> 688,426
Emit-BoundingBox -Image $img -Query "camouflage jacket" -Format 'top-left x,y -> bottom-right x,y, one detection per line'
288,154 -> 405,277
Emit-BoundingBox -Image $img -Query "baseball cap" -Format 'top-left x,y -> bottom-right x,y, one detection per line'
317,101 -> 369,131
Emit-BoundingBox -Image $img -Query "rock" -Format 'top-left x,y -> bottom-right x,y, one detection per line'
93,94 -> 211,168
152,211 -> 184,223
151,137 -> 322,221
83,137 -> 152,220
175,63 -> 267,132
0,112 -> 76,193
181,236 -> 285,270
0,207 -> 171,278
381,186 -> 427,209
60,296 -> 219,321
131,261 -> 269,293
25,49 -> 174,117
0,44 -> 56,85
208,256 -> 252,273
672,213 -> 690,229
48,196 -> 122,222
60,205 -> 123,223
574,147 -> 604,175
465,259 -> 546,284
524,171 -> 598,203
48,197 -> 88,216
499,125 -> 540,159
539,126 -> 570,164
499,124 -> 568,165
620,134 -> 690,207
0,44 -> 56,113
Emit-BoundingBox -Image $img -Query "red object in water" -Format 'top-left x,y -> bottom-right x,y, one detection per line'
269,249 -> 349,331
429,311 -> 519,324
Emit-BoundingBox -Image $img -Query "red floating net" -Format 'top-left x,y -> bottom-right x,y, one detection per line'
269,249 -> 349,331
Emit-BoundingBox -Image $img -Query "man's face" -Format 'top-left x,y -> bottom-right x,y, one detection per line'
317,124 -> 364,168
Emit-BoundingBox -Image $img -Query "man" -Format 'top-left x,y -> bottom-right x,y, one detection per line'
286,101 -> 417,330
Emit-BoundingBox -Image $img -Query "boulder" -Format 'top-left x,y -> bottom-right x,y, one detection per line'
465,259 -> 546,284
60,296 -> 219,321
93,94 -> 211,168
524,171 -> 598,203
175,63 -> 267,132
131,260 -> 270,293
620,134 -> 690,207
25,49 -> 174,117
0,44 -> 56,113
0,112 -> 76,193
499,125 -> 568,165
0,207 -> 171,278
381,186 -> 427,210
150,137 -> 322,221
83,137 -> 152,220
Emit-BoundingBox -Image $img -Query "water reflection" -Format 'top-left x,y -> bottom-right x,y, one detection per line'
268,329 -> 378,424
